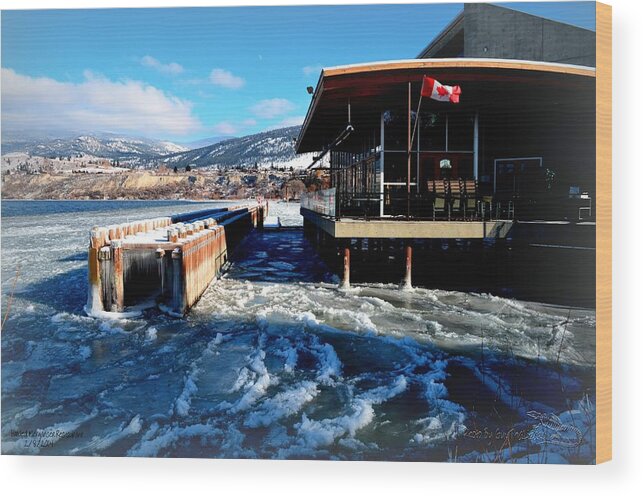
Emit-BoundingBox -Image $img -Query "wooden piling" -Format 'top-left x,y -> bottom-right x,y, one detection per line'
111,239 -> 125,312
156,248 -> 166,295
87,228 -> 104,314
86,205 -> 262,317
172,248 -> 183,314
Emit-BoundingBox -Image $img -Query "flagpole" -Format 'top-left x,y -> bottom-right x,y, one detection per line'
410,92 -> 423,151
407,78 -> 425,219
407,81 -> 411,219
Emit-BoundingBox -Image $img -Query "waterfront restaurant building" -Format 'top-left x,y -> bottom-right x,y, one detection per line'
296,3 -> 596,226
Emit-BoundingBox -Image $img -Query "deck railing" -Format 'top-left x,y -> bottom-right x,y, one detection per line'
301,187 -> 336,217
301,188 -> 515,222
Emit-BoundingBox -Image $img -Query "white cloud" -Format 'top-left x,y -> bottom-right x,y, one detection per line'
302,64 -> 323,76
212,122 -> 239,135
209,68 -> 245,89
1,68 -> 201,137
250,98 -> 296,119
265,115 -> 305,131
212,117 -> 258,135
141,55 -> 184,75
277,115 -> 305,127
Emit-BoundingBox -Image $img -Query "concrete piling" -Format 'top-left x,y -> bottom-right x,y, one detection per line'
403,243 -> 413,289
341,244 -> 351,289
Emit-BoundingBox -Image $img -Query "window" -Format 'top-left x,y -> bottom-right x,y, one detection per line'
383,110 -> 414,151
447,113 -> 474,151
419,112 -> 446,151
384,152 -> 417,183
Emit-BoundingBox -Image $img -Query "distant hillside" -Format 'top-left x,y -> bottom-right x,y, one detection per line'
151,126 -> 313,170
1,126 -> 315,171
179,136 -> 231,150
1,133 -> 188,160
2,169 -> 295,200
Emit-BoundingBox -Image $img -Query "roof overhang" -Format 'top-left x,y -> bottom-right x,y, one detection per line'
296,58 -> 596,154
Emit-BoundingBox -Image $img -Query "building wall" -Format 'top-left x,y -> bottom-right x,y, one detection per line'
463,3 -> 595,67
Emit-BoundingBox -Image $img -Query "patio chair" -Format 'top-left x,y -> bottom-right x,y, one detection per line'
430,179 -> 450,220
449,179 -> 464,219
463,179 -> 479,219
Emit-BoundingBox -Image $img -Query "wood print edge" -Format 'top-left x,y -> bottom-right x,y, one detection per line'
595,0 -> 612,464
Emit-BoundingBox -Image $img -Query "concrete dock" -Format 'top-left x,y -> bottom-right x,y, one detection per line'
86,203 -> 266,316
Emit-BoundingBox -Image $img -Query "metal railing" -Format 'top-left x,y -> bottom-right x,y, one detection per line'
302,189 -> 515,222
301,187 -> 336,217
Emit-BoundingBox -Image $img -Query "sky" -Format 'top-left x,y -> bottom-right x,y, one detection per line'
1,2 -> 596,144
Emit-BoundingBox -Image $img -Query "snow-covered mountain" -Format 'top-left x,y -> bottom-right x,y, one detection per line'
1,126 -> 315,171
179,136 -> 231,150
1,133 -> 188,160
150,126 -> 313,170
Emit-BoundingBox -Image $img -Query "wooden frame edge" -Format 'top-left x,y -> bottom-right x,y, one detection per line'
596,1 -> 612,464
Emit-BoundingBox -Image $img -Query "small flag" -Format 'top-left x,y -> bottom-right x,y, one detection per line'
421,76 -> 461,103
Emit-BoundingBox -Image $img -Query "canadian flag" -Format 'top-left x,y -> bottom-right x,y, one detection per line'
421,76 -> 461,103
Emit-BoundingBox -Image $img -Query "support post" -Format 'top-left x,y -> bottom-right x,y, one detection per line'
156,248 -> 165,296
402,243 -> 413,289
87,229 -> 103,314
172,248 -> 184,314
380,112 -> 385,218
340,243 -> 350,289
111,239 -> 125,312
407,81 -> 412,219
473,111 -> 479,180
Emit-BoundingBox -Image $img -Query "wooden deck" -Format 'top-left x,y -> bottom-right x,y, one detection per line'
301,207 -> 513,239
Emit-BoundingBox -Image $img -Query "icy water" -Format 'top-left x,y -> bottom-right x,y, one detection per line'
1,200 -> 596,463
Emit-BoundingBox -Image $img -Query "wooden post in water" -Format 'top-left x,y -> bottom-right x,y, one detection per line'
87,228 -> 104,314
172,248 -> 184,314
402,243 -> 413,289
111,239 -> 125,312
156,248 -> 165,296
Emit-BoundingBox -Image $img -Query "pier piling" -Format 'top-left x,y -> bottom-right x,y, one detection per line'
111,239 -> 125,312
403,243 -> 413,289
341,244 -> 351,289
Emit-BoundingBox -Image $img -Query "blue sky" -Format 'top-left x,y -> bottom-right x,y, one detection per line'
1,2 -> 596,143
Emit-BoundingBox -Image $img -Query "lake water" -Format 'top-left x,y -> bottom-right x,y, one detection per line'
1,200 -> 596,462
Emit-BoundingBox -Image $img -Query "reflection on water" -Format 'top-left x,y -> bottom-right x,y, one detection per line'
1,201 -> 596,463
